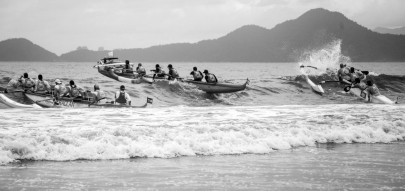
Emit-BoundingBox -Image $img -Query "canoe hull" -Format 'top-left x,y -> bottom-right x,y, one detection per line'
98,66 -> 153,84
0,93 -> 41,108
184,79 -> 248,93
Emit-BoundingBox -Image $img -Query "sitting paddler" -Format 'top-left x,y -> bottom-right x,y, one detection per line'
365,80 -> 381,102
124,60 -> 134,73
34,74 -> 51,94
151,64 -> 166,79
66,80 -> 86,98
350,78 -> 368,98
21,73 -> 36,92
53,79 -> 68,104
338,63 -> 351,85
89,84 -> 107,103
6,77 -> 23,92
167,64 -> 179,80
115,85 -> 131,105
190,67 -> 203,81
349,67 -> 366,83
136,63 -> 146,77
203,70 -> 218,83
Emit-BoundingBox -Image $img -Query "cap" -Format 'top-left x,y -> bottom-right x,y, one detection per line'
125,60 -> 129,64
23,73 -> 28,78
193,67 -> 197,70
69,80 -> 75,86
94,84 -> 100,90
55,79 -> 62,84
340,63 -> 344,67
155,64 -> 160,67
138,63 -> 142,66
120,85 -> 125,90
203,70 -> 208,74
168,64 -> 172,68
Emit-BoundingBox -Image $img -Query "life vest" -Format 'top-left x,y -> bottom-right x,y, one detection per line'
169,68 -> 179,78
193,71 -> 203,79
23,78 -> 35,89
93,90 -> 106,102
69,85 -> 81,97
36,80 -> 47,91
368,85 -> 381,96
206,73 -> 216,83
137,66 -> 146,74
116,91 -> 127,104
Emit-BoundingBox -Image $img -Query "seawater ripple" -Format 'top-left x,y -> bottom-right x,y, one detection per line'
1,104 -> 404,164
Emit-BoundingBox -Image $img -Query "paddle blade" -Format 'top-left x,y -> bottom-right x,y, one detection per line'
343,86 -> 351,92
361,71 -> 369,75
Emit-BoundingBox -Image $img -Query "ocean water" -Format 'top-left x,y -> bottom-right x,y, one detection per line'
1,42 -> 405,190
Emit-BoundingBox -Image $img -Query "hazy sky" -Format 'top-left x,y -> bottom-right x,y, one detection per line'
1,0 -> 404,55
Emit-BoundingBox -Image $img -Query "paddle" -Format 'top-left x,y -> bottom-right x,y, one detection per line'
319,80 -> 340,84
300,65 -> 318,69
88,97 -> 107,107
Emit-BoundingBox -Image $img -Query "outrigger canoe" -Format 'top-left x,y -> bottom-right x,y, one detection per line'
0,92 -> 41,108
299,66 -> 324,95
97,66 -> 154,84
183,79 -> 249,94
94,57 -> 153,84
24,92 -> 152,108
346,87 -> 397,104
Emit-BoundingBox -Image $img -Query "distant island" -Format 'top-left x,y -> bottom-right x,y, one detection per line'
374,26 -> 405,35
1,8 -> 405,62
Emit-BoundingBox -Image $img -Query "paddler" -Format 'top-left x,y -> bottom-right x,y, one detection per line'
66,80 -> 86,98
124,60 -> 133,73
349,67 -> 366,82
53,79 -> 68,104
21,73 -> 36,92
167,64 -> 179,80
136,63 -> 146,77
115,85 -> 131,105
203,70 -> 218,83
151,64 -> 166,78
350,78 -> 368,98
89,84 -> 107,103
365,80 -> 381,102
190,67 -> 203,81
34,74 -> 51,94
337,63 -> 351,85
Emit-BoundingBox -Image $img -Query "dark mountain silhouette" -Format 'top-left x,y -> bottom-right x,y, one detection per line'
374,26 -> 405,35
2,8 -> 405,62
0,38 -> 58,61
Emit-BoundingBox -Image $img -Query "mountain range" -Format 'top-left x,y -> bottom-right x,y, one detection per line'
374,26 -> 405,35
1,8 -> 405,62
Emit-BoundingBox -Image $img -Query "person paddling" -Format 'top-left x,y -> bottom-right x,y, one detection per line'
136,63 -> 146,77
349,67 -> 366,82
21,73 -> 36,92
67,80 -> 85,98
190,67 -> 203,81
203,70 -> 218,83
34,74 -> 51,94
151,64 -> 166,79
167,64 -> 179,80
338,63 -> 351,85
89,84 -> 107,103
115,85 -> 131,105
365,80 -> 381,102
53,79 -> 68,104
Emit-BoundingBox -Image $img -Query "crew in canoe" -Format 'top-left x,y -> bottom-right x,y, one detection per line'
338,63 -> 351,85
167,64 -> 179,80
115,85 -> 131,105
136,63 -> 146,77
365,81 -> 381,102
151,64 -> 166,78
34,74 -> 51,94
89,84 -> 107,103
53,79 -> 68,103
349,67 -> 366,82
66,80 -> 86,98
190,67 -> 203,81
21,73 -> 36,92
123,60 -> 133,73
203,70 -> 218,83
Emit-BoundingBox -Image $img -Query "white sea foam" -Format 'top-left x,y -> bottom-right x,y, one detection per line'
0,104 -> 404,165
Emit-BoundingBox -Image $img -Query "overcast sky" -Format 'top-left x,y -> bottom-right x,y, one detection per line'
1,0 -> 404,55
